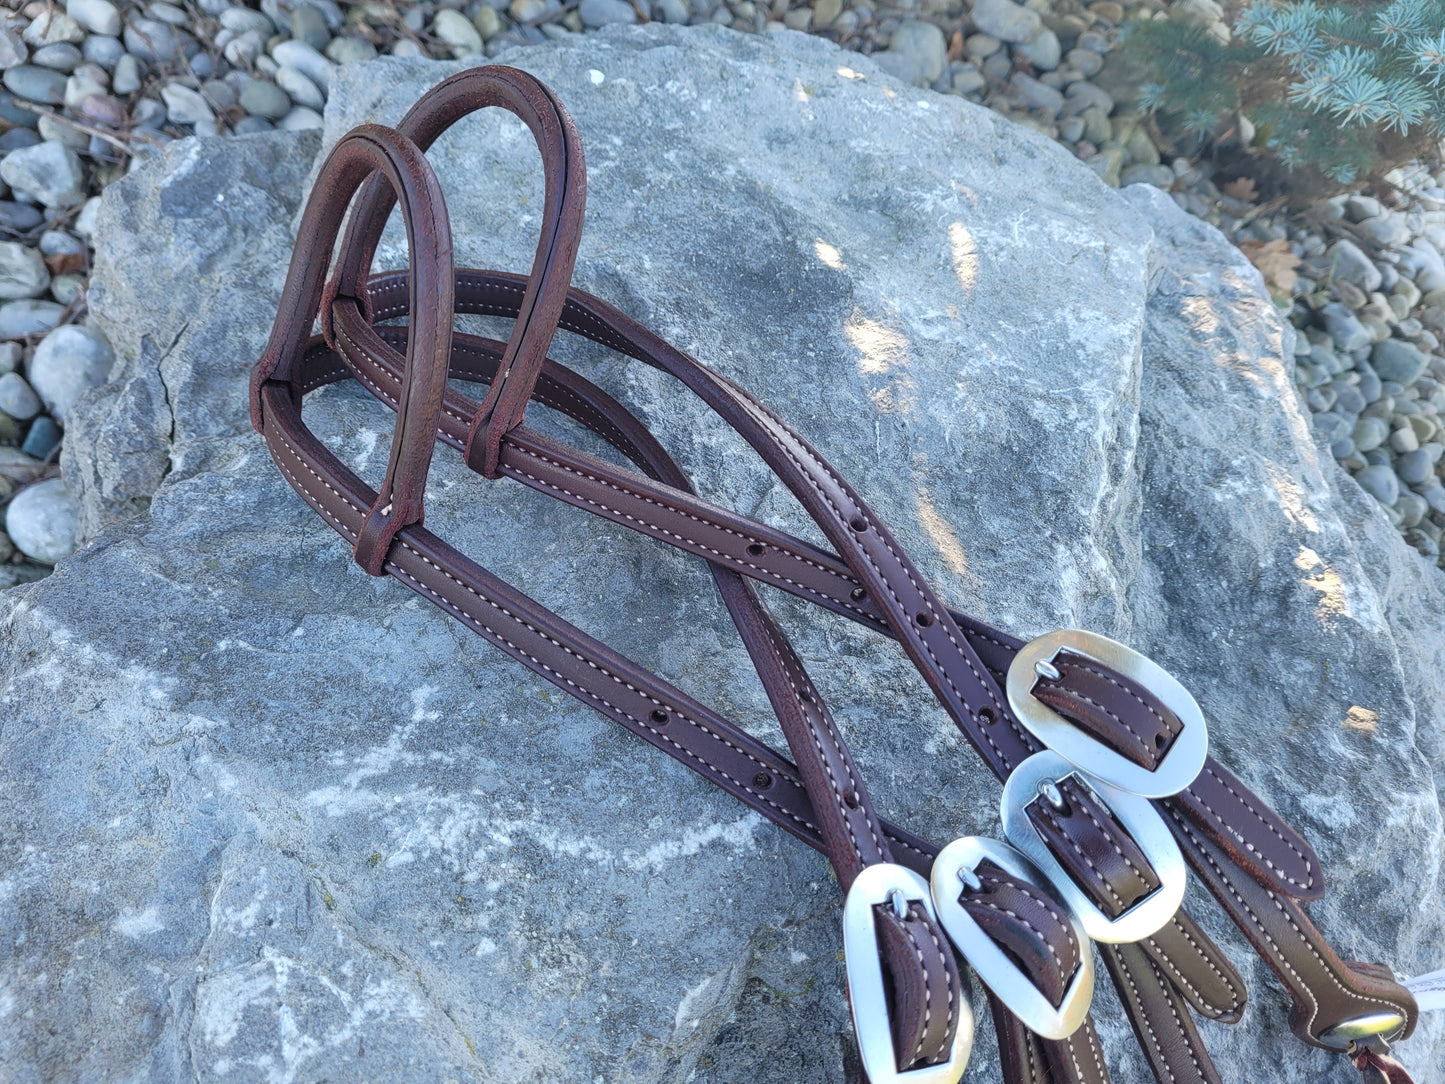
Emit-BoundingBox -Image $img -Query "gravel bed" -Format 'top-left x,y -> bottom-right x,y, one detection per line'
0,0 -> 1440,580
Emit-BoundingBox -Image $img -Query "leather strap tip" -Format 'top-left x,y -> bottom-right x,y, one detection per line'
353,503 -> 411,577
464,416 -> 505,480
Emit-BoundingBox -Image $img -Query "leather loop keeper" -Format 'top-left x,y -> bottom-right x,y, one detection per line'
329,65 -> 586,481
354,502 -> 405,577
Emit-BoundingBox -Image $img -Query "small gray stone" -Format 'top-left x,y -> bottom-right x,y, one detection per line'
28,324 -> 113,424
655,0 -> 689,22
1371,338 -> 1429,385
147,2 -> 191,26
271,40 -> 334,91
81,34 -> 123,68
37,112 -> 87,151
111,53 -> 141,95
275,65 -> 324,110
1121,163 -> 1175,188
1420,483 -> 1445,515
1320,302 -> 1373,353
0,26 -> 27,70
1312,411 -> 1350,444
1352,415 -> 1389,452
953,66 -> 986,95
222,28 -> 265,66
1063,80 -> 1113,117
4,475 -> 77,563
48,273 -> 83,305
0,341 -> 19,374
32,42 -> 81,72
232,114 -> 273,134
1354,463 -> 1400,505
579,0 -> 638,26
1361,213 -> 1410,248
324,35 -> 377,63
876,20 -> 946,85
0,240 -> 48,299
1397,490 -> 1428,528
0,370 -> 40,419
239,79 -> 290,119
288,2 -> 332,50
1017,27 -> 1060,70
160,82 -> 214,126
123,17 -> 183,63
0,298 -> 64,338
0,200 -> 41,231
1397,447 -> 1436,486
1011,70 -> 1063,115
1328,238 -> 1383,293
971,0 -> 1041,42
20,412 -> 59,459
63,66 -> 108,110
23,11 -> 84,47
1065,47 -> 1101,75
432,8 -> 484,53
277,105 -> 323,130
219,4 -> 275,35
67,0 -> 122,37
0,446 -> 44,483
1332,380 -> 1366,415
964,32 -> 1001,60
3,64 -> 66,104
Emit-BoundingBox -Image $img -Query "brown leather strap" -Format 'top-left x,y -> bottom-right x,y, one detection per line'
251,65 -> 1425,1084
1101,941 -> 1222,1084
337,268 -> 1418,1062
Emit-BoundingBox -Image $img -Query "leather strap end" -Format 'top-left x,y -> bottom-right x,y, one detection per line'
353,499 -> 413,577
464,407 -> 505,480
876,902 -> 965,1072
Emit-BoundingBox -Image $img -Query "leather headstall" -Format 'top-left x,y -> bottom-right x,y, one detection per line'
250,65 -> 1425,1084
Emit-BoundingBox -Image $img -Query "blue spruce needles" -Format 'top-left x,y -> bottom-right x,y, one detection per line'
1125,0 -> 1444,199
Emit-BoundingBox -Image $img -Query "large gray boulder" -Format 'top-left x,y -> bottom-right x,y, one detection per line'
5,24 -> 1444,1084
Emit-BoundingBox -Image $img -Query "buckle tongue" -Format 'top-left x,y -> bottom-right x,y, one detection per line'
1006,629 -> 1208,798
930,836 -> 1094,1039
1001,752 -> 1186,943
843,864 -> 974,1084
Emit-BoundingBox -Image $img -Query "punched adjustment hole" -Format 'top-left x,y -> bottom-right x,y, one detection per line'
849,516 -> 868,533
843,790 -> 861,809
746,542 -> 765,558
849,587 -> 867,602
753,771 -> 773,790
799,689 -> 815,704
978,707 -> 996,725
650,708 -> 670,725
914,611 -> 934,628
1155,733 -> 1167,749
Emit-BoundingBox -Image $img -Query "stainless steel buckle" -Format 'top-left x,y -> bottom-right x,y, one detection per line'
1316,1012 -> 1409,1051
1000,752 -> 1186,943
1006,629 -> 1208,798
843,863 -> 974,1084
930,836 -> 1094,1039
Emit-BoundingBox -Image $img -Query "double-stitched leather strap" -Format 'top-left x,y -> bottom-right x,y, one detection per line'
331,269 -> 1418,1076
253,65 -> 1420,1084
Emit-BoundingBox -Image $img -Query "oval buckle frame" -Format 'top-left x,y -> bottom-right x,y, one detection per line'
1000,752 -> 1186,944
1006,629 -> 1208,798
843,864 -> 974,1084
930,836 -> 1094,1039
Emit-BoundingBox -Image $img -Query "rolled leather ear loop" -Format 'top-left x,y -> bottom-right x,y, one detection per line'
249,124 -> 454,578
325,65 -> 585,481
340,273 -> 1421,1084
